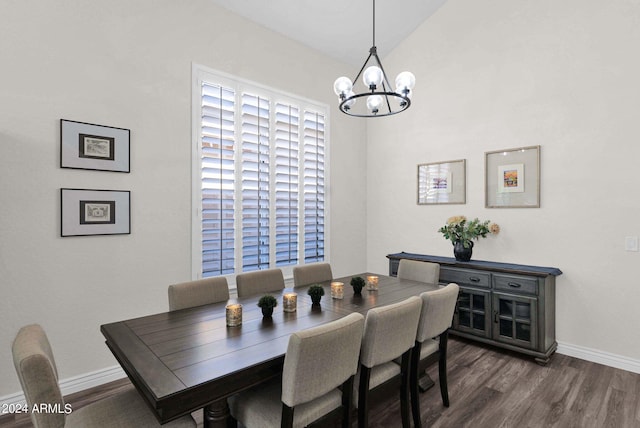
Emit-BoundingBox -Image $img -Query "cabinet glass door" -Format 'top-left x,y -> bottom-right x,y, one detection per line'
493,293 -> 538,349
454,288 -> 491,338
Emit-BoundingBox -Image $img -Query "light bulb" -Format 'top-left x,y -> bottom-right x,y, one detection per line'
395,71 -> 416,93
367,95 -> 383,113
333,76 -> 353,97
363,66 -> 383,90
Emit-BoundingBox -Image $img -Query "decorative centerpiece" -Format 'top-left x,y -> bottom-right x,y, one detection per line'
257,294 -> 278,318
307,284 -> 325,305
350,276 -> 366,294
438,215 -> 500,262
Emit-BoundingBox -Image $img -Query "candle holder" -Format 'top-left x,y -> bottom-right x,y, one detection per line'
366,275 -> 379,291
283,293 -> 297,312
330,281 -> 344,299
226,304 -> 242,327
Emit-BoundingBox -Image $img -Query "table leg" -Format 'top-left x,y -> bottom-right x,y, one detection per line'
203,399 -> 236,428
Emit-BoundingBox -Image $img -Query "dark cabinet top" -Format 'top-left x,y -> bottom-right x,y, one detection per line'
387,252 -> 563,277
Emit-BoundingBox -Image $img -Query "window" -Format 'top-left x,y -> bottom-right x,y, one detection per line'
192,65 -> 328,280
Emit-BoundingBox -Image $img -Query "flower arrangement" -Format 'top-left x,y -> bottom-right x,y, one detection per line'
438,216 -> 500,249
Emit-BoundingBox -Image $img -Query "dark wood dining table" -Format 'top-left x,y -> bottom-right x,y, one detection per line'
100,273 -> 439,427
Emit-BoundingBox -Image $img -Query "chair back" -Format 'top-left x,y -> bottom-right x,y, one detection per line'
12,324 -> 66,428
282,313 -> 364,407
416,283 -> 460,342
292,263 -> 333,287
360,296 -> 422,368
397,259 -> 440,284
168,277 -> 230,311
235,268 -> 285,298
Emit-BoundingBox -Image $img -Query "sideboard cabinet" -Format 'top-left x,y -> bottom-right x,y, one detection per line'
387,252 -> 562,364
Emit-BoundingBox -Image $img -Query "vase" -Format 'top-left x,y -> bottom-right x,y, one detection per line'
453,241 -> 473,262
311,296 -> 321,305
261,307 -> 274,317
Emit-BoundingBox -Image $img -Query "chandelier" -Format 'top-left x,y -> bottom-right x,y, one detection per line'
333,0 -> 416,117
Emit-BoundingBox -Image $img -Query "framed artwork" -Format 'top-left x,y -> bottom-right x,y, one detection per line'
61,188 -> 130,236
417,159 -> 466,205
60,119 -> 130,172
485,145 -> 540,208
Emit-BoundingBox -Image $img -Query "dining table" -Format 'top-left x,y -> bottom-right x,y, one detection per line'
100,273 -> 439,427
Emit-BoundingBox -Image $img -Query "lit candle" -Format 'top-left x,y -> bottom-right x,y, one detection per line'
226,304 -> 242,327
367,275 -> 379,290
283,293 -> 297,312
330,281 -> 344,299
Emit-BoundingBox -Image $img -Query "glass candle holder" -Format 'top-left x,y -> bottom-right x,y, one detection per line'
366,275 -> 379,290
283,293 -> 297,312
330,281 -> 344,299
226,304 -> 242,327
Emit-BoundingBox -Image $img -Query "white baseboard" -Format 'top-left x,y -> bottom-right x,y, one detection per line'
0,365 -> 126,409
557,341 -> 640,374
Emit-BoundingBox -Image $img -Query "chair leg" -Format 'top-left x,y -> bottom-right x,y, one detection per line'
410,342 -> 423,428
400,349 -> 412,428
358,365 -> 371,428
281,404 -> 294,428
341,376 -> 354,428
438,331 -> 450,407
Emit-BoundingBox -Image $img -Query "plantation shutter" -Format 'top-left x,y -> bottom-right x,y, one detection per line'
274,103 -> 300,266
303,110 -> 325,263
241,93 -> 270,272
200,82 -> 236,277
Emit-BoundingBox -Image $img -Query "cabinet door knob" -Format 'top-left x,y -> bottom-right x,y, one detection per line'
508,282 -> 522,288
494,310 -> 499,323
469,276 -> 480,283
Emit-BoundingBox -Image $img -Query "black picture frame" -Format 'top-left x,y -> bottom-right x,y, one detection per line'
61,188 -> 130,236
61,119 -> 130,172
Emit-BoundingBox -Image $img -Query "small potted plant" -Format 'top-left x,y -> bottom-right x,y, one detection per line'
307,284 -> 325,305
350,276 -> 366,295
257,294 -> 278,317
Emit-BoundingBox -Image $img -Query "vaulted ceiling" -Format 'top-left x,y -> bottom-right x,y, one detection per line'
209,0 -> 447,66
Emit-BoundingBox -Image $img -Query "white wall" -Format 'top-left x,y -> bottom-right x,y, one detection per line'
0,0 -> 367,397
367,0 -> 640,363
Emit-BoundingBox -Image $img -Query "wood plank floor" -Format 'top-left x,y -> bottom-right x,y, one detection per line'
3,337 -> 640,427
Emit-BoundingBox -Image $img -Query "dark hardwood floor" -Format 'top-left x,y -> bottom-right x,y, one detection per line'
3,337 -> 639,427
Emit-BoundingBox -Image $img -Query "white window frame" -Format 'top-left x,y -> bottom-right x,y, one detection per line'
191,63 -> 330,286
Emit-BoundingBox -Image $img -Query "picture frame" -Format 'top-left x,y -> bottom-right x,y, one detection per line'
60,119 -> 130,172
485,145 -> 540,208
61,188 -> 131,236
417,159 -> 466,205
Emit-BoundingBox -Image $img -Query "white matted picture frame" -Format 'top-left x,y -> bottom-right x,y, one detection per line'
60,119 -> 130,172
485,145 -> 540,208
61,188 -> 131,236
417,159 -> 466,205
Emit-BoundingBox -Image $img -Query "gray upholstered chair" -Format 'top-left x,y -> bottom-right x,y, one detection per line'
235,268 -> 285,298
410,283 -> 460,428
168,276 -> 230,311
397,259 -> 440,284
355,296 -> 422,428
12,324 -> 196,428
292,263 -> 333,287
229,313 -> 365,428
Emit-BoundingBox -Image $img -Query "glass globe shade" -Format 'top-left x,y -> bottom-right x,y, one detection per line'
366,95 -> 383,111
363,66 -> 383,89
333,76 -> 353,96
344,91 -> 356,108
395,71 -> 416,93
